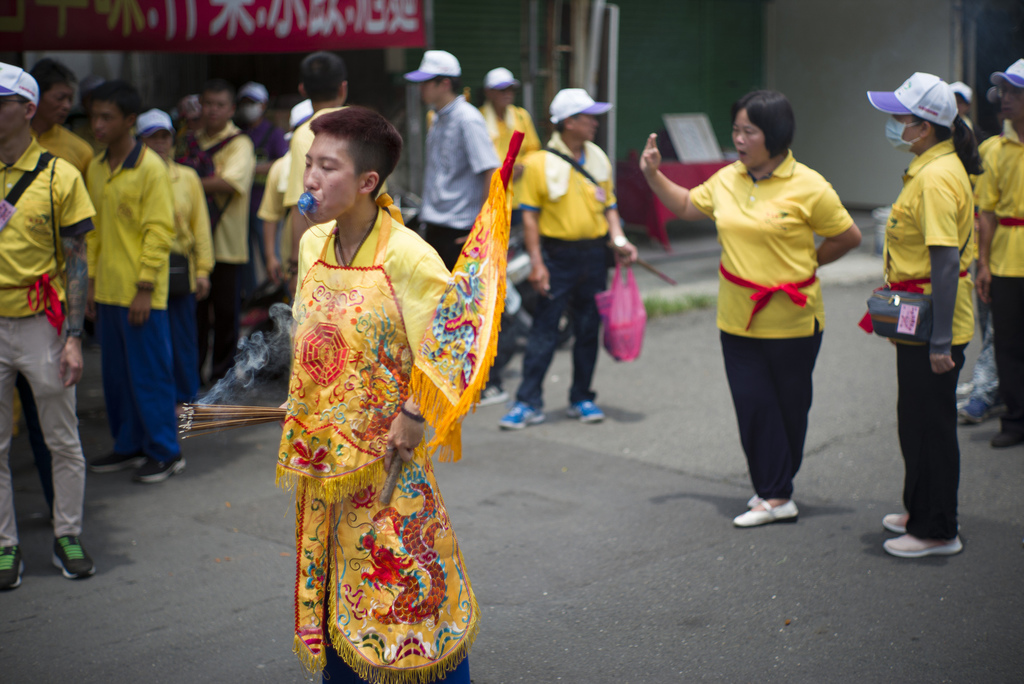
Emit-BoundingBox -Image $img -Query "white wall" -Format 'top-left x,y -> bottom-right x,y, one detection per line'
765,0 -> 958,209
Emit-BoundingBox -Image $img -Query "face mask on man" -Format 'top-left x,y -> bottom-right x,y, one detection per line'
238,102 -> 263,124
885,118 -> 923,152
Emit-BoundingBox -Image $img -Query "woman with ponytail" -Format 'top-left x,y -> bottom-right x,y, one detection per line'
866,73 -> 979,558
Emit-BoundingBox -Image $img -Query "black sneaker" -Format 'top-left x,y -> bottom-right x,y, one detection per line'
88,451 -> 146,473
53,536 -> 95,579
0,545 -> 23,589
133,456 -> 186,484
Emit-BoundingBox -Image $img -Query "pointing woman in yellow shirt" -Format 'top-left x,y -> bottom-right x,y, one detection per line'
866,73 -> 981,558
640,90 -> 861,527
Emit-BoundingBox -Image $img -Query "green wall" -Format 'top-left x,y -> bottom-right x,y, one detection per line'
420,0 -> 764,160
616,0 -> 763,158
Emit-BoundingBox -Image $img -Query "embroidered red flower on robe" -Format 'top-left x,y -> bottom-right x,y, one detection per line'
291,440 -> 331,473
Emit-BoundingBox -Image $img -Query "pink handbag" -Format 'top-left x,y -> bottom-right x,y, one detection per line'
595,264 -> 647,362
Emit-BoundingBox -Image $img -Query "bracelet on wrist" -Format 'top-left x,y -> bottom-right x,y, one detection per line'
401,406 -> 425,423
136,281 -> 155,292
66,329 -> 83,338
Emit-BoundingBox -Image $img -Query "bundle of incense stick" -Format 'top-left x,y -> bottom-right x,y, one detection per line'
178,403 -> 286,439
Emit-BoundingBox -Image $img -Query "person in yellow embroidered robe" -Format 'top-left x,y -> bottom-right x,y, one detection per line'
278,107 -> 490,684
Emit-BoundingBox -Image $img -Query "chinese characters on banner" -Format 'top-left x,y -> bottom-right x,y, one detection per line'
2,0 -> 424,52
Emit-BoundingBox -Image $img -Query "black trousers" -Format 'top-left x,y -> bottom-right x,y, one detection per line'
720,330 -> 822,501
990,275 -> 1024,436
197,262 -> 240,383
423,223 -> 470,272
896,343 -> 966,541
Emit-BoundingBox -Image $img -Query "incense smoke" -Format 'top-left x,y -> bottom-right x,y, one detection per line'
200,303 -> 294,406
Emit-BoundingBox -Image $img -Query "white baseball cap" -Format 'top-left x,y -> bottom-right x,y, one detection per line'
238,81 -> 269,103
289,99 -> 313,129
990,58 -> 1024,88
867,72 -> 957,128
0,62 -> 40,106
949,81 -> 972,103
484,67 -> 519,90
404,50 -> 461,82
549,88 -> 611,124
137,109 -> 174,137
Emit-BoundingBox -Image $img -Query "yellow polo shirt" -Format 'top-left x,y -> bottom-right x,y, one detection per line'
884,140 -> 975,345
518,150 -> 617,240
294,209 -> 450,355
197,122 -> 255,264
976,120 -> 1024,277
35,124 -> 93,176
0,140 -> 95,318
480,102 -> 542,209
258,155 -> 293,268
86,141 -> 176,310
689,151 -> 852,339
168,160 -> 214,291
285,107 -> 344,208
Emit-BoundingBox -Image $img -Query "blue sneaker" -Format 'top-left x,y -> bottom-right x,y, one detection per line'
958,398 -> 991,424
567,400 -> 604,424
499,402 -> 545,430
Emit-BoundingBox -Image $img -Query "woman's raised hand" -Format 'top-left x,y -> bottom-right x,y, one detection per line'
639,133 -> 662,178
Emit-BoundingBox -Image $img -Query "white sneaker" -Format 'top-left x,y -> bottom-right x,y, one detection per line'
882,513 -> 908,534
477,385 -> 510,407
733,499 -> 799,528
883,534 -> 962,558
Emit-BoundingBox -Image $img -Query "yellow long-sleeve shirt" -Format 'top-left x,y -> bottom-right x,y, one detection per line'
86,140 -> 176,310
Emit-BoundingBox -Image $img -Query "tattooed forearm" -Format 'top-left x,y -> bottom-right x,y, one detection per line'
63,234 -> 88,332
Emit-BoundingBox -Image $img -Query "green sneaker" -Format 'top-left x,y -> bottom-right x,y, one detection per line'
0,545 -> 23,590
53,536 -> 95,579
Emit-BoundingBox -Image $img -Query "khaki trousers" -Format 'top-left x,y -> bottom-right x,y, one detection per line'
0,315 -> 85,545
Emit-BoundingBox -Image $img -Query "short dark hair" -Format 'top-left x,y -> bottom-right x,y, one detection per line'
300,52 -> 348,101
309,107 -> 402,197
90,80 -> 142,117
731,90 -> 795,158
29,58 -> 77,95
202,78 -> 236,101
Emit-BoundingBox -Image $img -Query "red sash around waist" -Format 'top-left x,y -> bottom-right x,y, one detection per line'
719,263 -> 817,330
857,271 -> 969,334
27,274 -> 65,332
998,217 -> 1024,226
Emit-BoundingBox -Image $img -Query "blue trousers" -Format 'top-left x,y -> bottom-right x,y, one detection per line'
721,330 -> 822,501
97,304 -> 180,462
168,293 -> 200,404
516,240 -> 607,409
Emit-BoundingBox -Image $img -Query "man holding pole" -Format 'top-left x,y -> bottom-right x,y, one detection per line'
278,104 -> 523,682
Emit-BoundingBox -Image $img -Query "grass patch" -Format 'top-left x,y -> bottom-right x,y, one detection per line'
643,293 -> 717,319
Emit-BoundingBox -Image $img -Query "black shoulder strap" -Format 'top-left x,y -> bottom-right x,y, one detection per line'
545,147 -> 598,186
5,152 -> 55,206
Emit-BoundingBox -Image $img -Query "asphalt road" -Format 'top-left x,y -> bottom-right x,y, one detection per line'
3,275 -> 1023,683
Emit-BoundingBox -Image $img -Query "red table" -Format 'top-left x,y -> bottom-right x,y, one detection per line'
616,156 -> 730,251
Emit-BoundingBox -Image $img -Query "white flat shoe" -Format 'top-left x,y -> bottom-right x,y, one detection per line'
882,513 -> 908,534
883,534 -> 962,558
733,499 -> 798,527
747,494 -> 762,509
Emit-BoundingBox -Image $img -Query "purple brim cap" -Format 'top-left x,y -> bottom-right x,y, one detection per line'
581,102 -> 612,116
867,91 -> 912,115
404,70 -> 438,82
138,125 -> 172,137
489,80 -> 518,90
990,71 -> 1024,88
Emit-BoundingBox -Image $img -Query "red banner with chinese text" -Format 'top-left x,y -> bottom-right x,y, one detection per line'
1,0 -> 425,52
